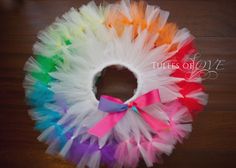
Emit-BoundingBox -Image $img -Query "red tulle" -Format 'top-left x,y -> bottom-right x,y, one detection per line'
179,97 -> 203,116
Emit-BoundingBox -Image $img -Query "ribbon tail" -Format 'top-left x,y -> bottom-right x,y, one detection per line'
138,108 -> 170,132
88,112 -> 126,138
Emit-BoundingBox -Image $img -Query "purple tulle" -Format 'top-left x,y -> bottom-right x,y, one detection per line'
67,137 -> 117,167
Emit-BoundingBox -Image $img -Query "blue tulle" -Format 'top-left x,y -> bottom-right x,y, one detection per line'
34,108 -> 61,131
28,82 -> 54,106
28,82 -> 66,143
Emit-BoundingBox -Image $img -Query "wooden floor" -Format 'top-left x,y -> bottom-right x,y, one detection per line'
0,0 -> 236,167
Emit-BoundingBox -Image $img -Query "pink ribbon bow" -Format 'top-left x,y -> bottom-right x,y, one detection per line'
88,89 -> 170,138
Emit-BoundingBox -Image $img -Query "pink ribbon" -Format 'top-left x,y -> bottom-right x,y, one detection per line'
88,90 -> 170,138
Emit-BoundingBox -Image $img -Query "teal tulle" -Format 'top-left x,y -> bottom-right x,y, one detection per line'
34,107 -> 62,131
28,82 -> 54,106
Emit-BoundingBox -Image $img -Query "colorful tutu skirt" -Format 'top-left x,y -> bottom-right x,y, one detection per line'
24,1 -> 208,167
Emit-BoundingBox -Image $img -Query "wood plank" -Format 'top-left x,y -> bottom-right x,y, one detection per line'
0,0 -> 236,168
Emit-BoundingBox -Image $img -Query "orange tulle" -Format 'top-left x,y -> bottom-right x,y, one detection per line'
105,1 -> 178,49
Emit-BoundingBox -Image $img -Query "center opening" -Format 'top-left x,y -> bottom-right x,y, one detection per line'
94,65 -> 138,102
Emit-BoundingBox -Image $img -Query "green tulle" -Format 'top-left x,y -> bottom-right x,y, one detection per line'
31,54 -> 64,84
